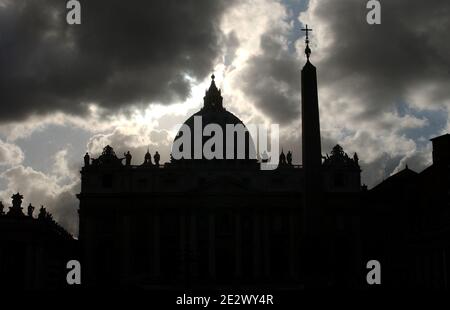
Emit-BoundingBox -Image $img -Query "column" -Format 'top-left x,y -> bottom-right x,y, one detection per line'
180,213 -> 186,278
253,212 -> 261,278
208,213 -> 216,278
235,214 -> 242,278
119,215 -> 131,283
289,213 -> 297,280
190,214 -> 198,278
153,214 -> 160,278
263,213 -> 270,277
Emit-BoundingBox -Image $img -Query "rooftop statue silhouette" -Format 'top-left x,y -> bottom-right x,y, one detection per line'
38,206 -> 49,220
143,149 -> 153,166
279,149 -> 287,165
124,151 -> 132,166
287,151 -> 293,165
27,203 -> 34,217
154,151 -> 161,167
353,152 -> 359,165
84,152 -> 90,167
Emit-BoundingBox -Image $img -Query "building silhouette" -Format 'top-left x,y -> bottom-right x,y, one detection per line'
76,36 -> 363,289
362,133 -> 450,288
1,31 -> 449,290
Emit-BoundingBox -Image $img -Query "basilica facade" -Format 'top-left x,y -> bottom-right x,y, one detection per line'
77,39 -> 363,288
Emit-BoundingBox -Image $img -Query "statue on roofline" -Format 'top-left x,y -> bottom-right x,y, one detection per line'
143,149 -> 152,166
8,193 -> 25,216
287,151 -> 293,165
279,149 -> 286,165
154,151 -> 160,167
124,151 -> 132,166
27,203 -> 34,217
84,152 -> 90,167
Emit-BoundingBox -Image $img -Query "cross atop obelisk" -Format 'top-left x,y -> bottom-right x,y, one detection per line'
301,24 -> 313,60
301,24 -> 312,40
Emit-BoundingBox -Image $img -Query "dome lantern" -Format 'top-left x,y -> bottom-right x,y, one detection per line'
203,74 -> 223,110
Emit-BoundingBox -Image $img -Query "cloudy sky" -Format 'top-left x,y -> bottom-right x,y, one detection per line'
1,0 -> 449,235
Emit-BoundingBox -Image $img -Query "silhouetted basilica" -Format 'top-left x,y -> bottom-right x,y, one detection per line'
1,31 -> 449,289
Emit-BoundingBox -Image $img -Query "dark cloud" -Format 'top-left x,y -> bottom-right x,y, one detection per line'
307,0 -> 450,121
238,32 -> 301,124
0,0 -> 235,122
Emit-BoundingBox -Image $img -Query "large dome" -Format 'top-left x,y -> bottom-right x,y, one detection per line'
172,75 -> 256,162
